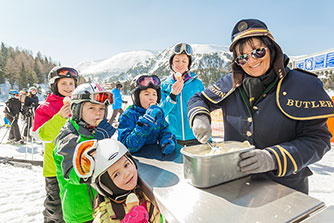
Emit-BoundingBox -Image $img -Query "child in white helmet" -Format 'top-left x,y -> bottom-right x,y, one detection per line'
53,83 -> 116,223
73,138 -> 163,223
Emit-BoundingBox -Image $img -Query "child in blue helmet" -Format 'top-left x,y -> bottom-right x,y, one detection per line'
118,74 -> 176,154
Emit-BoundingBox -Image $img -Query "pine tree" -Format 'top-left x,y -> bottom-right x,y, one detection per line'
0,43 -> 8,83
18,63 -> 28,89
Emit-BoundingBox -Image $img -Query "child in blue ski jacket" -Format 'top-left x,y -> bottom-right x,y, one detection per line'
118,74 -> 176,154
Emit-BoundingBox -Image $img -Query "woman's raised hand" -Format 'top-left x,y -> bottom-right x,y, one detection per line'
171,80 -> 184,95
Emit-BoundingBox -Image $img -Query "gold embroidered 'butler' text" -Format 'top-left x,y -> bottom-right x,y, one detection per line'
286,99 -> 334,108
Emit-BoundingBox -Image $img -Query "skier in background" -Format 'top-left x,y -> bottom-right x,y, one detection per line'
5,90 -> 23,144
3,109 -> 11,127
22,86 -> 39,140
109,82 -> 127,125
19,88 -> 28,107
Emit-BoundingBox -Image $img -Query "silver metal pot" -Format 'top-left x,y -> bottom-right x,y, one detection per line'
181,141 -> 254,188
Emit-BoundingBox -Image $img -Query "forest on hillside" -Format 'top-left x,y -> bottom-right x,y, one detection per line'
0,42 -> 57,90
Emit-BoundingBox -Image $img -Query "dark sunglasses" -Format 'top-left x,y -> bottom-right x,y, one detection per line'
57,68 -> 79,78
234,47 -> 268,66
137,75 -> 160,87
174,43 -> 192,56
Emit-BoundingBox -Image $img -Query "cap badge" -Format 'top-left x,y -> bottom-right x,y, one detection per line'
237,21 -> 248,32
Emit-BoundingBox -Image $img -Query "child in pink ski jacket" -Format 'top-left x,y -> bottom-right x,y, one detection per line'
33,66 -> 78,222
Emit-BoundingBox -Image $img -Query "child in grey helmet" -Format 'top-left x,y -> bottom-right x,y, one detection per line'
73,138 -> 163,223
53,83 -> 116,223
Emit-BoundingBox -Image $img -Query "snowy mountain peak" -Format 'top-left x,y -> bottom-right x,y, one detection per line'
75,44 -> 231,82
75,50 -> 158,80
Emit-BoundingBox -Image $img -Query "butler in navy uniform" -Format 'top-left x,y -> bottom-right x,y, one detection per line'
187,18 -> 334,194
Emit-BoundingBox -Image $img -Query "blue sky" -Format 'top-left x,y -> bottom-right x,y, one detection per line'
0,0 -> 333,66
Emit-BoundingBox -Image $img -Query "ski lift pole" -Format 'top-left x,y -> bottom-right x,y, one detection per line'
20,117 -> 25,135
25,111 -> 31,160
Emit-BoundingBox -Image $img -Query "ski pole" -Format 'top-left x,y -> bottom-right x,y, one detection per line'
2,114 -> 17,144
25,112 -> 31,159
0,126 -> 10,144
20,115 -> 25,135
31,109 -> 35,160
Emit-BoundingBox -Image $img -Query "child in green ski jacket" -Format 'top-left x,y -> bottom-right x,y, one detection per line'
53,83 -> 116,222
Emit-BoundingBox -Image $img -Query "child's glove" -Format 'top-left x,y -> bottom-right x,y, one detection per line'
121,205 -> 149,223
146,105 -> 163,119
161,141 -> 176,155
94,119 -> 116,140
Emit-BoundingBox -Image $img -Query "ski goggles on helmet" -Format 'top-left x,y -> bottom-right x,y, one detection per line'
56,67 -> 79,78
9,90 -> 19,95
72,92 -> 113,105
73,140 -> 97,179
137,75 -> 160,88
174,43 -> 192,56
234,47 -> 268,66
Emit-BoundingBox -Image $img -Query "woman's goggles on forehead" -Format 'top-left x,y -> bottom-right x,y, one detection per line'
137,75 -> 160,87
174,43 -> 192,56
234,47 -> 268,66
57,68 -> 79,78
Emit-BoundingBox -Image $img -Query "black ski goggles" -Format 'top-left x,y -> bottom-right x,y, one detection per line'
137,75 -> 160,87
174,43 -> 192,56
234,47 -> 268,66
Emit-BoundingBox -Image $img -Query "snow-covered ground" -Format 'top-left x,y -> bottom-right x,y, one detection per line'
0,95 -> 333,222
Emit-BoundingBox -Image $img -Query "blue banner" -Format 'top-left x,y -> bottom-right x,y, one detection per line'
326,52 -> 334,68
296,60 -> 304,69
314,54 -> 325,70
304,57 -> 314,71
